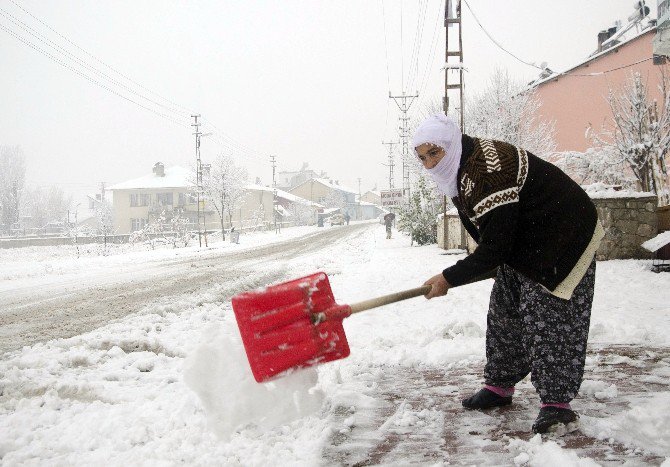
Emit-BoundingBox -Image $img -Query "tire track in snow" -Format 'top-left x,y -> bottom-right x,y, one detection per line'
0,224 -> 370,355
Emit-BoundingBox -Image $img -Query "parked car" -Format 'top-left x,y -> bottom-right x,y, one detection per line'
329,214 -> 345,226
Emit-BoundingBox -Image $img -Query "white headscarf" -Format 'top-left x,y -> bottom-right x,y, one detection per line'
412,114 -> 462,197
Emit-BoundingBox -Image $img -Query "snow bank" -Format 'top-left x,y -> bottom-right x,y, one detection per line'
2,224 -> 670,464
509,434 -> 600,466
583,182 -> 655,199
183,322 -> 324,440
642,231 -> 670,252
583,393 -> 670,457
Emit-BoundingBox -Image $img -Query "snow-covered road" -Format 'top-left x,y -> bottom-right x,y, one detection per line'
0,224 -> 367,354
1,223 -> 670,465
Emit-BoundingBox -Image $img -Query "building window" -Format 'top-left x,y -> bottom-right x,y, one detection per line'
131,218 -> 147,231
130,193 -> 150,207
156,192 -> 173,206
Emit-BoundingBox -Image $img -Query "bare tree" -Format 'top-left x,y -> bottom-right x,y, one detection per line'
591,71 -> 670,204
0,146 -> 26,232
201,153 -> 248,239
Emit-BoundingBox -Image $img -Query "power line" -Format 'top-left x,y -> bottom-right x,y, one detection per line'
0,22 -> 191,129
560,57 -> 654,77
407,0 -> 429,92
417,0 -> 445,100
7,0 -> 196,116
2,4 -> 271,166
462,0 -> 543,71
380,0 -> 391,92
0,7 -> 191,118
400,0 -> 405,90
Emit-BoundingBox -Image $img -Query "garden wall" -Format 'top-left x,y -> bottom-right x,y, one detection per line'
439,195 -> 660,260
592,195 -> 658,260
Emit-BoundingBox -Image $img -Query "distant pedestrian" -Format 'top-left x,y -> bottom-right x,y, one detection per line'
383,213 -> 395,239
344,212 -> 350,225
415,113 -> 603,434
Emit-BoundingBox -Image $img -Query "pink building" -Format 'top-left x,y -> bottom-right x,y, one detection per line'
533,28 -> 665,152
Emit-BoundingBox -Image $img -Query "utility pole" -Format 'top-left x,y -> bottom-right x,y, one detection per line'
357,177 -> 362,221
99,181 -> 107,248
192,114 -> 204,247
444,1 -> 467,250
271,155 -> 278,233
389,91 -> 418,200
444,0 -> 464,128
381,140 -> 399,189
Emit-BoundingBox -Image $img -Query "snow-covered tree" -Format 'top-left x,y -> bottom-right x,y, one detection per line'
0,146 -> 26,232
287,201 -> 315,226
414,68 -> 556,157
324,189 -> 348,211
21,185 -> 72,229
201,153 -> 248,239
95,201 -> 114,237
466,68 -> 557,157
169,211 -> 192,248
398,175 -> 442,246
548,147 -> 635,188
590,71 -> 670,204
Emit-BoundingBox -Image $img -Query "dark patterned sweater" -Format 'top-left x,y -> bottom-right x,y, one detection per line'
442,134 -> 598,291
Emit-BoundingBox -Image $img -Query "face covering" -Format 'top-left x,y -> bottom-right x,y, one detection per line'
412,113 -> 462,198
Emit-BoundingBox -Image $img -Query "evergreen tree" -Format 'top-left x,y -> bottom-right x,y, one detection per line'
398,176 -> 441,245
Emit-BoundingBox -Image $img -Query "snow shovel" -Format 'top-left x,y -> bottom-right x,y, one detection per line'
232,272 -> 431,382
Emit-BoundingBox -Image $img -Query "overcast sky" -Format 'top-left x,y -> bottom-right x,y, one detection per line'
0,0 -> 656,207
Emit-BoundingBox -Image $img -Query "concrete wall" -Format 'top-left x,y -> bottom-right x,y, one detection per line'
593,195 -> 658,260
437,214 -> 476,252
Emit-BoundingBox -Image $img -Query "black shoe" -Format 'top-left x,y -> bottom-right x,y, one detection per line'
462,388 -> 513,410
532,407 -> 579,434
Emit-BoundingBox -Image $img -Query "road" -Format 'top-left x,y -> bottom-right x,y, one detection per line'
0,224 -> 369,355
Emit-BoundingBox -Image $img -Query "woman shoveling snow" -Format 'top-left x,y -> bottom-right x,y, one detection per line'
415,114 -> 604,435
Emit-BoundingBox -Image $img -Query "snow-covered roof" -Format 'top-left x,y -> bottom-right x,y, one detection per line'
642,231 -> 670,252
245,184 -> 324,208
292,177 -> 357,195
109,166 -> 192,190
529,26 -> 656,89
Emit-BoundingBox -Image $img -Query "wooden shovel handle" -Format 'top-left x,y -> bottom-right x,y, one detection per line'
348,285 -> 432,315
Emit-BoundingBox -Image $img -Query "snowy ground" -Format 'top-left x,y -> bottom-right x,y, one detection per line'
1,223 -> 669,465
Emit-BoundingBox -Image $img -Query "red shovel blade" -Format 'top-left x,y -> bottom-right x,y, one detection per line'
232,272 -> 351,382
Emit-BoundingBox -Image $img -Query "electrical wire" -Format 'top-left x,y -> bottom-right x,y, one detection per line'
558,57 -> 654,77
7,0 -> 196,116
407,0 -> 429,92
0,22 -> 191,129
2,2 -> 271,164
0,7 -> 191,118
462,0 -> 544,71
417,0 -> 445,100
400,0 -> 405,91
381,0 -> 391,92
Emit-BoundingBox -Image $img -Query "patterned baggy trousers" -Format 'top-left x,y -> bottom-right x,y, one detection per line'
484,260 -> 596,404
